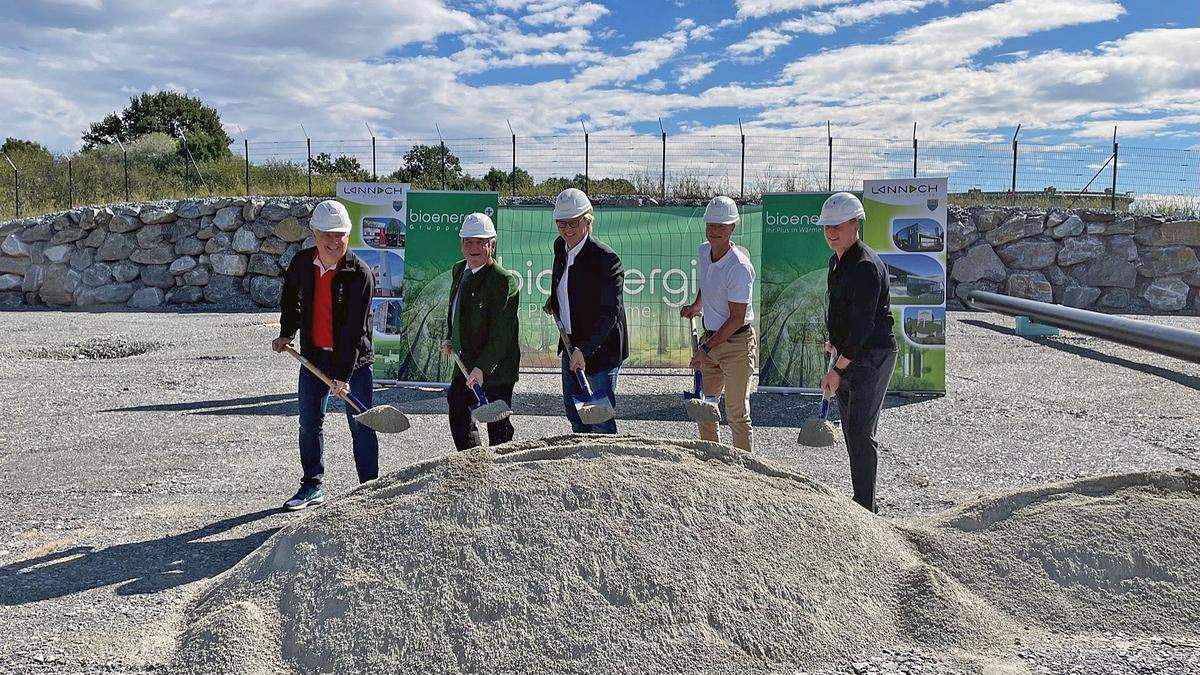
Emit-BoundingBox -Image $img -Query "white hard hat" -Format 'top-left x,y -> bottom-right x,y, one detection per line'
311,200 -> 352,233
459,212 -> 496,239
816,192 -> 865,227
703,195 -> 739,225
553,188 -> 592,220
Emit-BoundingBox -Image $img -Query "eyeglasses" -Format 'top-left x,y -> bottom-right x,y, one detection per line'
555,217 -> 586,230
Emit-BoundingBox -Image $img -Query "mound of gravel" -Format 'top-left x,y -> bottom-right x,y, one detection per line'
171,436 -> 1200,674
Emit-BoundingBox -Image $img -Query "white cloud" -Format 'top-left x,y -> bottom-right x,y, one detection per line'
677,61 -> 717,84
729,28 -> 793,57
521,1 -> 610,27
780,0 -> 937,35
734,0 -> 855,20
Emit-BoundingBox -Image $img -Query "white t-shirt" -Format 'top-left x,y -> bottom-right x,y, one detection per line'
556,235 -> 588,334
698,241 -> 755,332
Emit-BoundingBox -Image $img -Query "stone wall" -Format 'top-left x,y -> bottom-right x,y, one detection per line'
0,197 -> 321,309
948,206 -> 1200,313
1,198 -> 1198,314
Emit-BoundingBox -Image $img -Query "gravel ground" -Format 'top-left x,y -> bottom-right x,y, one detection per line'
0,308 -> 1197,674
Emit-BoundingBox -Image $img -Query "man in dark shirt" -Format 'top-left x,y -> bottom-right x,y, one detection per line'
819,192 -> 897,513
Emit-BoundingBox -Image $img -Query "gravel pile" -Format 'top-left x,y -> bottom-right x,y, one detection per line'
170,436 -> 1200,675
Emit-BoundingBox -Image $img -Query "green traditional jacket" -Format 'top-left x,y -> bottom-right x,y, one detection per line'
447,259 -> 521,385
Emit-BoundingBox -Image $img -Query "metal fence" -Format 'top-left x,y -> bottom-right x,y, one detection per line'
2,130 -> 1197,221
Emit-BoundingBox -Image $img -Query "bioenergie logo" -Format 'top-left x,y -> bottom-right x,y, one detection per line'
409,210 -> 467,224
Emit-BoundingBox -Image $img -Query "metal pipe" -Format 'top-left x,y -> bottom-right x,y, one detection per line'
738,118 -> 745,199
967,290 -> 1200,365
68,159 -> 74,208
912,122 -> 918,178
659,118 -> 666,199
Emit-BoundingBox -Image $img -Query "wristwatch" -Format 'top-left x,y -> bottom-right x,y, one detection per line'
833,363 -> 849,376
700,343 -> 712,354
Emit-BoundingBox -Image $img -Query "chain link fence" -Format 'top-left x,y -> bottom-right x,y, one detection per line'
2,132 -> 1197,221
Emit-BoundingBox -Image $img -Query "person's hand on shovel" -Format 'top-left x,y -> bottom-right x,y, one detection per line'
439,341 -> 452,357
466,367 -> 485,389
819,369 -> 841,398
569,347 -> 586,372
271,336 -> 293,353
690,345 -> 709,370
331,380 -> 351,399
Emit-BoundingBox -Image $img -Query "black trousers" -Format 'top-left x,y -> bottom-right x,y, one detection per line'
834,347 -> 897,513
447,375 -> 515,451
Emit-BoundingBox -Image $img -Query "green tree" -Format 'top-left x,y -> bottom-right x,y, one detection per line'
387,144 -> 463,188
311,152 -> 370,181
1,138 -> 52,159
81,91 -> 233,161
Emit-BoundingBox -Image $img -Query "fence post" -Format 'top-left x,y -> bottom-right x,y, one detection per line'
581,120 -> 589,193
306,137 -> 313,197
826,121 -> 832,192
1111,126 -> 1118,211
438,140 -> 446,190
244,139 -> 251,195
371,136 -> 377,181
659,118 -> 666,199
912,122 -> 918,178
2,153 -> 17,218
1011,123 -> 1021,197
738,118 -> 745,199
123,148 -> 130,201
68,158 -> 74,208
511,133 -> 516,197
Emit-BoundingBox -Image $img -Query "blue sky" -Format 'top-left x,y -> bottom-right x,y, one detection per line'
0,0 -> 1197,157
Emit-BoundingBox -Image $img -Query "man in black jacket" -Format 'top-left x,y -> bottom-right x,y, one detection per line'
543,188 -> 628,433
819,192 -> 897,513
272,199 -> 378,511
440,212 -> 521,450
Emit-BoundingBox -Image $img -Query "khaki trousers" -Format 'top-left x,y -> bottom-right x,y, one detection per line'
697,327 -> 757,450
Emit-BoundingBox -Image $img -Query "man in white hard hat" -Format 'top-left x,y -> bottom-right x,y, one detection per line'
439,212 -> 521,449
819,191 -> 896,513
543,188 -> 628,433
680,195 -> 758,451
272,199 -> 379,511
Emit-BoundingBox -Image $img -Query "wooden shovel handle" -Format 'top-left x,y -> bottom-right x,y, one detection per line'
282,344 -> 363,413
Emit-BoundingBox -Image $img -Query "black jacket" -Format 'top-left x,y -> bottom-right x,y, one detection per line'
279,248 -> 375,381
826,240 -> 896,361
446,259 -> 521,385
548,235 -> 629,373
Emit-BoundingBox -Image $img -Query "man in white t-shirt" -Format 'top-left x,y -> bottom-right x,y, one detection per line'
680,195 -> 757,450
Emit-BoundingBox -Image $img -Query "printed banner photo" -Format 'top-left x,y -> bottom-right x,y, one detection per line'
862,177 -> 948,393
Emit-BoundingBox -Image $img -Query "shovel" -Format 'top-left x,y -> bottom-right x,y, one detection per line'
684,315 -> 721,424
553,318 -> 615,426
449,350 -> 512,424
797,349 -> 839,447
282,344 -> 410,433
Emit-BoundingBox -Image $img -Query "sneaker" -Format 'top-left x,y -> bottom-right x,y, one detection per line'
284,485 -> 325,511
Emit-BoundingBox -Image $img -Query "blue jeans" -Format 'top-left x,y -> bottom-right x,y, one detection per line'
298,352 -> 379,487
560,351 -> 619,434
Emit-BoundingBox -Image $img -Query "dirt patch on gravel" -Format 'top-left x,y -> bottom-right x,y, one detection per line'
24,337 -> 167,360
168,435 -> 1200,674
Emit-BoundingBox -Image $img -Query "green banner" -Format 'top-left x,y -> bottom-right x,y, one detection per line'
389,199 -> 762,383
758,193 -> 836,390
862,177 -> 947,393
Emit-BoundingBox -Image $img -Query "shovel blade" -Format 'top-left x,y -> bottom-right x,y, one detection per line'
353,405 -> 411,434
